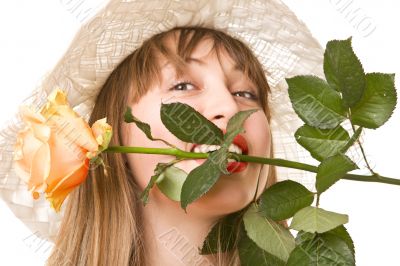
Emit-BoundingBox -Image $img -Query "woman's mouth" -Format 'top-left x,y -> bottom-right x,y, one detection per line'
193,159 -> 248,173
190,133 -> 249,173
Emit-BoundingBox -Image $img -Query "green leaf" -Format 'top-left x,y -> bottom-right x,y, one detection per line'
316,154 -> 358,194
324,37 -> 366,108
351,73 -> 397,128
180,148 -> 228,210
140,163 -> 171,205
290,206 -> 348,233
325,225 -> 355,256
339,126 -> 362,154
156,166 -> 187,201
259,180 -> 314,221
124,107 -> 156,141
201,211 -> 243,254
287,233 -> 355,266
224,109 -> 259,145
295,125 -> 350,161
287,75 -> 346,129
160,102 -> 224,145
243,203 -> 295,262
238,234 -> 285,266
294,230 -> 316,245
295,225 -> 355,257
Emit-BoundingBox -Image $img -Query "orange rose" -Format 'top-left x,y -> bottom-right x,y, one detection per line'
13,89 -> 112,212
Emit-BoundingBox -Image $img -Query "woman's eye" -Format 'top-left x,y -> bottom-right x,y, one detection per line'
170,82 -> 195,91
233,91 -> 259,101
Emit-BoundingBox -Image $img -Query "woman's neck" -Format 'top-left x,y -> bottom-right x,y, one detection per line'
141,187 -> 221,266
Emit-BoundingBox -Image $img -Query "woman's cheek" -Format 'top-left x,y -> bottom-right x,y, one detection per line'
245,112 -> 271,156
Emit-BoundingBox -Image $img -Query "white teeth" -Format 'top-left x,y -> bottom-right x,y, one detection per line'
228,144 -> 242,154
193,144 -> 222,153
235,145 -> 242,154
199,145 -> 207,153
208,145 -> 219,152
192,143 -> 243,154
228,145 -> 236,153
227,158 -> 237,163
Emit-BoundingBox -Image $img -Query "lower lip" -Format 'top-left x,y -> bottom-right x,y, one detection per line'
194,159 -> 248,173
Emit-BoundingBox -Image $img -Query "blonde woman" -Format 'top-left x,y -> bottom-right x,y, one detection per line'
0,0 -> 335,265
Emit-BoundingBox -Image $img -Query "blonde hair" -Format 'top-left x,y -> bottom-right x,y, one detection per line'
46,26 -> 277,266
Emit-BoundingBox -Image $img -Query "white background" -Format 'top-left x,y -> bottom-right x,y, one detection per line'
0,0 -> 399,265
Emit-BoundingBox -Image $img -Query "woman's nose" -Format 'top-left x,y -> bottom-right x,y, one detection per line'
202,84 -> 240,129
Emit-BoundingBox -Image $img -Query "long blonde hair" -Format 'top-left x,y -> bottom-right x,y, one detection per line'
46,27 -> 277,266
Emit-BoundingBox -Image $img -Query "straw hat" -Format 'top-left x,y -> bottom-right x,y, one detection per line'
0,0 -> 324,242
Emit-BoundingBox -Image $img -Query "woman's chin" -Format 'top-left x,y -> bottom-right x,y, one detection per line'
146,159 -> 258,216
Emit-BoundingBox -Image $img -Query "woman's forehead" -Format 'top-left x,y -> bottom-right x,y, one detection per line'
158,35 -> 241,74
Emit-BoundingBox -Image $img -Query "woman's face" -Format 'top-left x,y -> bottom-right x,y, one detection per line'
121,37 -> 271,217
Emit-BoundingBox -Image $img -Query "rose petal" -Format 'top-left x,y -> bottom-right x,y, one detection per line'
29,143 -> 51,190
19,106 -> 46,124
14,128 -> 43,183
46,132 -> 89,191
47,159 -> 89,194
47,186 -> 75,213
30,122 -> 51,143
45,160 -> 89,212
91,117 -> 112,149
40,89 -> 70,119
47,114 -> 98,152
19,106 -> 51,143
53,105 -> 79,119
48,88 -> 68,106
